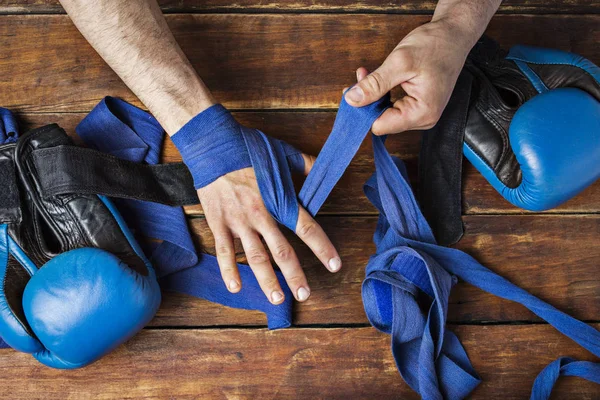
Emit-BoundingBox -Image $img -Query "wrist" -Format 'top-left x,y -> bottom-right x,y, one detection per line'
430,18 -> 480,57
157,92 -> 217,135
431,0 -> 501,55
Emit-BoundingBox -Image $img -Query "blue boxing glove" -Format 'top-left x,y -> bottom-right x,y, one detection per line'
0,124 -> 161,369
462,38 -> 600,211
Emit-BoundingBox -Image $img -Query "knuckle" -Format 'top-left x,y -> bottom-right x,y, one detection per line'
262,277 -> 280,289
247,248 -> 270,265
388,49 -> 406,69
286,275 -> 305,286
219,265 -> 237,275
249,201 -> 264,217
215,242 -> 234,258
297,220 -> 318,238
305,155 -> 316,171
366,72 -> 386,94
313,245 -> 329,258
273,244 -> 293,262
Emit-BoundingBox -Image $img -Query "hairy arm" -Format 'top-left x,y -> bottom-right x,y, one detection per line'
345,0 -> 503,134
59,0 -> 214,134
59,0 -> 341,305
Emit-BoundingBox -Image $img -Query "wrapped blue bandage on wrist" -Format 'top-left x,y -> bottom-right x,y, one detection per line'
171,104 -> 253,188
171,103 -> 306,231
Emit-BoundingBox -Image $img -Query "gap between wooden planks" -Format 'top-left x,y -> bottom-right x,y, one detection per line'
0,0 -> 598,14
14,112 -> 600,214
1,326 -> 599,399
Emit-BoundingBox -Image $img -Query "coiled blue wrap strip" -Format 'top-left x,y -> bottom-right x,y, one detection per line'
348,101 -> 600,399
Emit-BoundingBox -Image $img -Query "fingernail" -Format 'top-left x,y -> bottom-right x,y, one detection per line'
271,291 -> 284,304
328,257 -> 342,272
229,280 -> 240,292
356,69 -> 361,81
297,287 -> 310,302
346,86 -> 364,103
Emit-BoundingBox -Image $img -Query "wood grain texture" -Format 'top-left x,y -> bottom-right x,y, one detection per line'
0,14 -> 598,112
15,112 -> 600,214
1,326 -> 598,399
1,0 -> 598,13
148,215 -> 600,327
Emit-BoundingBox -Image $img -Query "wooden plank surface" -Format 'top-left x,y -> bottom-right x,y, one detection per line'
1,326 -> 599,399
1,0 -> 598,14
0,14 -> 598,113
1,2 -> 599,399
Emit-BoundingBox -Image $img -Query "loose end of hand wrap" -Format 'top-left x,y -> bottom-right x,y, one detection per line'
160,254 -> 292,330
0,108 -> 18,144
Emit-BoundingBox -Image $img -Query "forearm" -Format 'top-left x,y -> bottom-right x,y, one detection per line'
59,0 -> 215,134
432,0 -> 502,52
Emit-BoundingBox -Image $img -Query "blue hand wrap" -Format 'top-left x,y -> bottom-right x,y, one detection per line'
171,105 -> 253,188
120,92 -> 600,399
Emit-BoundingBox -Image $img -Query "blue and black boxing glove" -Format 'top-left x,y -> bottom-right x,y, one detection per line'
462,37 -> 600,211
0,123 -> 161,369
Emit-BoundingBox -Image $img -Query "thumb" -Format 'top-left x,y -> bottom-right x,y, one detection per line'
344,66 -> 392,107
345,50 -> 414,107
344,62 -> 402,107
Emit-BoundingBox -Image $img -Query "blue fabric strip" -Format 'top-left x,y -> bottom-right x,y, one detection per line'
0,108 -> 18,144
530,357 -> 600,400
354,102 -> 600,398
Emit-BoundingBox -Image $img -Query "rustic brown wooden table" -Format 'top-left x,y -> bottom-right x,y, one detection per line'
0,1 -> 599,399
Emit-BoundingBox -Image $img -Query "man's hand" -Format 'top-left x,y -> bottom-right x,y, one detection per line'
198,158 -> 341,305
345,0 -> 502,135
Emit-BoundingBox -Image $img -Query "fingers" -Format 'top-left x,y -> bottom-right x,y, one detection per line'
261,225 -> 311,302
295,206 -> 341,273
345,51 -> 414,108
240,231 -> 286,305
301,152 -> 316,176
356,67 -> 369,81
213,226 -> 242,293
371,95 -> 437,135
